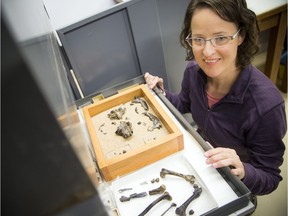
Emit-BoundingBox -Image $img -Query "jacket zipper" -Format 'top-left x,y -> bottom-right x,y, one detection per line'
203,88 -> 211,134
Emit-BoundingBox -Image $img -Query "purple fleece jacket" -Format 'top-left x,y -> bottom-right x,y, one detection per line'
166,60 -> 286,195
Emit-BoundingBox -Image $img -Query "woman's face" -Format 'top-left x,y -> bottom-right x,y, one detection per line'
190,8 -> 244,78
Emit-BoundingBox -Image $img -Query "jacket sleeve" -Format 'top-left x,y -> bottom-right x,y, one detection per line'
242,102 -> 286,195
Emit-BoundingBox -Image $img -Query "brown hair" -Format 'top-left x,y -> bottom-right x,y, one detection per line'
180,0 -> 260,70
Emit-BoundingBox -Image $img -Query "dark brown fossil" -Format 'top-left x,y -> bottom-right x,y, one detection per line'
138,192 -> 172,216
115,121 -> 133,139
175,184 -> 202,216
149,184 -> 166,195
160,168 -> 195,184
108,107 -> 126,120
161,202 -> 177,216
131,97 -> 149,111
120,192 -> 147,202
143,112 -> 162,131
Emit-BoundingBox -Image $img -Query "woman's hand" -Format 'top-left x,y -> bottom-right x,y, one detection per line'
204,147 -> 245,179
144,72 -> 165,93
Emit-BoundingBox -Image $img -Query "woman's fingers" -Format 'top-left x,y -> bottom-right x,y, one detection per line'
204,147 -> 245,179
144,72 -> 164,91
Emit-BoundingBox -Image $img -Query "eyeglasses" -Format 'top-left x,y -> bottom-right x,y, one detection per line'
185,29 -> 241,48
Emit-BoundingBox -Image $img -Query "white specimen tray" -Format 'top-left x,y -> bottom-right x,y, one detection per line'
109,90 -> 239,216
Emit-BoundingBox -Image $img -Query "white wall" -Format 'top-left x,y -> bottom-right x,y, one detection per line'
43,0 -> 123,30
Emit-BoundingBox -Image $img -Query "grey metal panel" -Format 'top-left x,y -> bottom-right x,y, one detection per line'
128,0 -> 169,89
60,9 -> 142,97
156,0 -> 190,93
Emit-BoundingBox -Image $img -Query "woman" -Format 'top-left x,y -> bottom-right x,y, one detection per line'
145,0 -> 286,196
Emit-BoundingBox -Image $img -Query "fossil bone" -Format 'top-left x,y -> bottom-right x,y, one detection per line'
115,121 -> 133,139
160,168 -> 195,184
161,202 -> 177,216
175,185 -> 202,216
140,181 -> 148,185
118,188 -> 133,193
143,112 -> 162,131
151,177 -> 160,183
188,209 -> 195,215
149,184 -> 166,195
108,107 -> 126,120
131,97 -> 149,111
138,191 -> 172,216
120,192 -> 147,202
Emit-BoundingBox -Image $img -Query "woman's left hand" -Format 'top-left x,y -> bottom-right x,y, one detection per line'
204,147 -> 245,179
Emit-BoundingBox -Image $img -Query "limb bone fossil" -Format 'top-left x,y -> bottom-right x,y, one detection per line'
149,184 -> 166,195
161,202 -> 177,216
160,168 -> 195,184
120,192 -> 147,202
138,191 -> 172,216
175,184 -> 202,216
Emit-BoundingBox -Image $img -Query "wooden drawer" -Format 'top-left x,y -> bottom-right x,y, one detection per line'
82,84 -> 183,181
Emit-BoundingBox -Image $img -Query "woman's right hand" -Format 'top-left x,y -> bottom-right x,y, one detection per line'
144,72 -> 165,92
